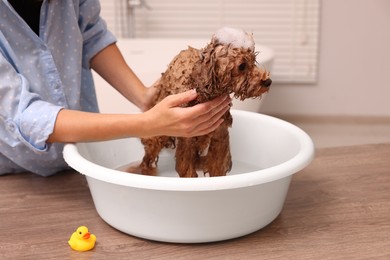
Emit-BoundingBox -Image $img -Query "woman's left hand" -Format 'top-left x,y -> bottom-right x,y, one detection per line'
141,79 -> 160,111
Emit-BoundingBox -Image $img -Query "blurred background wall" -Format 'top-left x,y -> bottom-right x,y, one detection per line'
261,0 -> 390,117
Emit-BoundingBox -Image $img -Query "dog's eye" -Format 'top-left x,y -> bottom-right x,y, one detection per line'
238,63 -> 246,71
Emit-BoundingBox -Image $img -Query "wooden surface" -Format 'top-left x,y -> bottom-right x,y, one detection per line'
1,143 -> 389,259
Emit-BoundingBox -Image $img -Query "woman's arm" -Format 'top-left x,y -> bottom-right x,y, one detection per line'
47,91 -> 231,143
90,43 -> 155,111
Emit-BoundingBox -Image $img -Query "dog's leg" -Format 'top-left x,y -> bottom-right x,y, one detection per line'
175,137 -> 198,178
139,136 -> 173,175
202,126 -> 232,177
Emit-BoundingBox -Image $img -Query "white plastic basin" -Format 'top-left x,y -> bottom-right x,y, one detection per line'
63,110 -> 314,243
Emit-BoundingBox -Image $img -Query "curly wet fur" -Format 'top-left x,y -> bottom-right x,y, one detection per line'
139,36 -> 271,178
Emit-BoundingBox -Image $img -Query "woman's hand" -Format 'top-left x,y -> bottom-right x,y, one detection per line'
140,79 -> 159,112
141,90 -> 231,138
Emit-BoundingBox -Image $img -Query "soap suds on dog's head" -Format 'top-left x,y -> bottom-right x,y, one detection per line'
212,27 -> 255,50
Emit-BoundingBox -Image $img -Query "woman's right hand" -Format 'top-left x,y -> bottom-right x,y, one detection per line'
141,90 -> 231,138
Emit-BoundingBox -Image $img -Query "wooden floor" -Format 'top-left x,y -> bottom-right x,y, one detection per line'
278,115 -> 390,148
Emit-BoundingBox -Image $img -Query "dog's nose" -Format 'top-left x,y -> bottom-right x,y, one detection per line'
262,78 -> 272,87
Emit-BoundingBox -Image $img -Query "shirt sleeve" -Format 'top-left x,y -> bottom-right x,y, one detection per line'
0,53 -> 63,152
78,0 -> 117,69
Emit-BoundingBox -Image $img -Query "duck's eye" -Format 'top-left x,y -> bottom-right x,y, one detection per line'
79,231 -> 82,235
238,63 -> 246,71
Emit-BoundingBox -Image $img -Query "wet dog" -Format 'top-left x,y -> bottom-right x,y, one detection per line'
139,27 -> 271,177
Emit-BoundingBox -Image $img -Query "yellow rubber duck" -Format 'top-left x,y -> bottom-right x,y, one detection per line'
68,226 -> 96,252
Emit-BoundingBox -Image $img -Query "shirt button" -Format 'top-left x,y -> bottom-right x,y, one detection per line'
6,121 -> 16,132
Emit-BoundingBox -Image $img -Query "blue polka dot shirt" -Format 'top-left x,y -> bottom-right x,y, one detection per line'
0,0 -> 116,176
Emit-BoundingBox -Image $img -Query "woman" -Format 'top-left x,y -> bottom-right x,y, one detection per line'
0,0 -> 230,176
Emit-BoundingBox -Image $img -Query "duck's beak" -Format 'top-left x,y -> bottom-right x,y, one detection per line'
83,232 -> 91,239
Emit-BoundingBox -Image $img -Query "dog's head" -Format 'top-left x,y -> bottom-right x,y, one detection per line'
191,27 -> 271,102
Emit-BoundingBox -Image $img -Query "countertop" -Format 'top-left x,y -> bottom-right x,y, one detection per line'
1,143 -> 389,259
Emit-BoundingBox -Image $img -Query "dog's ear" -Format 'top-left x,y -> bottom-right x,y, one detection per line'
190,43 -> 218,101
191,42 -> 234,100
213,45 -> 235,88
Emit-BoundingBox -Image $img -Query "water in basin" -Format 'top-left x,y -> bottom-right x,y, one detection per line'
117,154 -> 261,178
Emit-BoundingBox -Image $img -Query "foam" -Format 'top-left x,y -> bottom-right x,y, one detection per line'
213,27 -> 255,50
